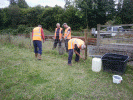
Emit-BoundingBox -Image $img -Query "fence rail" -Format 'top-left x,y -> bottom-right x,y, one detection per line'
96,24 -> 133,60
100,24 -> 133,27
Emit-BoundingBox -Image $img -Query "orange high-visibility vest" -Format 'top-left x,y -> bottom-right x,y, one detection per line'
68,38 -> 85,50
64,27 -> 71,39
32,27 -> 42,41
55,28 -> 63,40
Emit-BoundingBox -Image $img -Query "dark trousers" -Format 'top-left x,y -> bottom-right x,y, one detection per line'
65,39 -> 69,52
53,38 -> 61,48
33,40 -> 42,55
68,49 -> 80,64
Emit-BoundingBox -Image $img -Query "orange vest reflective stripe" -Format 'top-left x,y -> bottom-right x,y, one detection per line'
33,27 -> 42,41
64,27 -> 71,39
55,28 -> 63,40
68,38 -> 85,50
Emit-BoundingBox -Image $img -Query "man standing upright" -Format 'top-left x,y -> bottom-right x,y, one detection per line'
63,23 -> 71,52
53,23 -> 63,49
32,25 -> 45,60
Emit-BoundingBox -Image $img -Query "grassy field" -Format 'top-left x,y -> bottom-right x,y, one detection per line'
0,35 -> 133,100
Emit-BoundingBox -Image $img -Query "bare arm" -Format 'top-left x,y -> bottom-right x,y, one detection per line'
74,50 -> 81,57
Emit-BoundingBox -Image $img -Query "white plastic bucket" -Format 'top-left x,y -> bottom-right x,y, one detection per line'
113,75 -> 123,84
92,58 -> 102,72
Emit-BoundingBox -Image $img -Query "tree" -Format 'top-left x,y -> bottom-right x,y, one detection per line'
8,5 -> 21,28
119,0 -> 133,24
8,0 -> 17,6
0,8 -> 11,28
65,0 -> 71,9
39,6 -> 64,30
61,6 -> 83,30
17,0 -> 29,8
0,9 -> 3,29
75,0 -> 115,28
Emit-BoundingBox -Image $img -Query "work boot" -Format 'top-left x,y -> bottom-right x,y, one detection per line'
68,64 -> 72,66
35,53 -> 38,58
75,60 -> 80,63
38,54 -> 42,60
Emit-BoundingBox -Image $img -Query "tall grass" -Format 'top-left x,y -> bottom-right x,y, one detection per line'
0,35 -> 133,100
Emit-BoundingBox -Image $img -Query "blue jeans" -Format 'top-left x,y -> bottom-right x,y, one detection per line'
68,49 -> 80,64
33,40 -> 42,55
53,38 -> 61,48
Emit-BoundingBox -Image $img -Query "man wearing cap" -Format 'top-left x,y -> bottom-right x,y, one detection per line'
67,38 -> 86,66
53,23 -> 63,49
32,25 -> 45,60
63,23 -> 71,52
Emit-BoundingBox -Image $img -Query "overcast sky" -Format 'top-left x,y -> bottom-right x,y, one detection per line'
0,0 -> 66,8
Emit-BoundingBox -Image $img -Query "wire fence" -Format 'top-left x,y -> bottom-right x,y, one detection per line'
96,24 -> 133,60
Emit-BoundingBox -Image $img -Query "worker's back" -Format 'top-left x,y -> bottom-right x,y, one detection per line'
68,38 -> 84,50
32,27 -> 42,41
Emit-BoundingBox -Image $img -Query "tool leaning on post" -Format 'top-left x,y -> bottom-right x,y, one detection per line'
32,25 -> 45,60
67,38 -> 86,66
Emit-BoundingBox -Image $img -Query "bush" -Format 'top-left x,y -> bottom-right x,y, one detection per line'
17,25 -> 26,33
71,32 -> 84,36
0,26 -> 34,36
12,29 -> 18,35
24,27 -> 33,34
0,28 -> 14,34
114,17 -> 122,25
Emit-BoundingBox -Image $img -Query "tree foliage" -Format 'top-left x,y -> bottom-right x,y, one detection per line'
17,0 -> 29,8
117,0 -> 133,24
0,0 -> 132,32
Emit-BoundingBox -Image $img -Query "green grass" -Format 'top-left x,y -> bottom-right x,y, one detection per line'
0,35 -> 133,100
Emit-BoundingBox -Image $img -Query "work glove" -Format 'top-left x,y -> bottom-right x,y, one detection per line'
60,38 -> 62,41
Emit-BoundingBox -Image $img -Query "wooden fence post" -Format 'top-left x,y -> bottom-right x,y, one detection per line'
9,32 -> 11,43
97,24 -> 100,54
84,29 -> 88,60
30,32 -> 32,48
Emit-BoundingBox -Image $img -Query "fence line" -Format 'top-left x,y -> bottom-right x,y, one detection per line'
96,24 -> 133,59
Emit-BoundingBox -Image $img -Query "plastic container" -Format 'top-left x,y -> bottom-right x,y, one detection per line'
113,75 -> 123,84
102,53 -> 129,74
92,58 -> 102,72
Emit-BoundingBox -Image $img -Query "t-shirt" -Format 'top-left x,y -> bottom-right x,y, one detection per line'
74,44 -> 79,51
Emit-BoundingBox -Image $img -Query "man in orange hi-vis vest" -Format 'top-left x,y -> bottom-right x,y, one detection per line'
62,23 -> 71,52
53,23 -> 63,49
32,25 -> 45,60
67,38 -> 86,66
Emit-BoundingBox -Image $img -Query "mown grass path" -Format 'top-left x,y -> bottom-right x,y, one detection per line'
0,43 -> 133,100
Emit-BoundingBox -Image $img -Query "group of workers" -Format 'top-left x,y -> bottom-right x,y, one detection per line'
32,23 -> 86,66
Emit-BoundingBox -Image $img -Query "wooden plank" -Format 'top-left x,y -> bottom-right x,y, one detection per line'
84,29 -> 88,60
45,35 -> 97,45
100,24 -> 133,27
100,31 -> 133,33
97,24 -> 101,54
